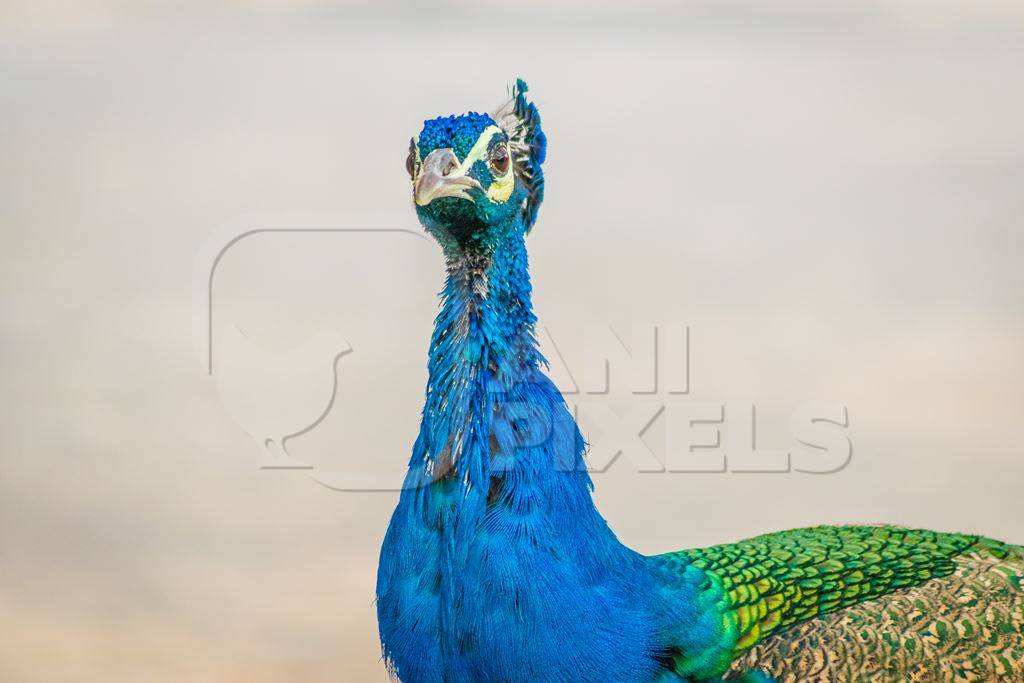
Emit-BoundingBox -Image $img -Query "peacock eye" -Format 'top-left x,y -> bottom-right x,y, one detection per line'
489,145 -> 510,175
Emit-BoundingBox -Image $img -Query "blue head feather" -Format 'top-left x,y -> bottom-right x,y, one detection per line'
417,112 -> 496,160
412,112 -> 522,248
409,80 -> 547,248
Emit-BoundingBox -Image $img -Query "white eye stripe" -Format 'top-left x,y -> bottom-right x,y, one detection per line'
458,125 -> 506,174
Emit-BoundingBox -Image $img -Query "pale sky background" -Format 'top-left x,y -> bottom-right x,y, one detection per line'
2,1 -> 1023,681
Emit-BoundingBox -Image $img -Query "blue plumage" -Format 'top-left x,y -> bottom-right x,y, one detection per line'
377,81 -> 732,682
418,112 -> 495,160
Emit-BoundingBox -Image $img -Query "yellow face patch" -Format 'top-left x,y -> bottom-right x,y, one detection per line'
486,171 -> 514,203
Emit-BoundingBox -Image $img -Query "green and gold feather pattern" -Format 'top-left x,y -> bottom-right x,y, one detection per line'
727,544 -> 1024,681
660,525 -> 1024,681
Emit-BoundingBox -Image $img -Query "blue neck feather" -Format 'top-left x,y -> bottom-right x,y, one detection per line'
410,219 -> 558,497
377,215 -> 724,681
401,216 -> 609,565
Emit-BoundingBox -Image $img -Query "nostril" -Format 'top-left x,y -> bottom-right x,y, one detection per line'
442,160 -> 457,177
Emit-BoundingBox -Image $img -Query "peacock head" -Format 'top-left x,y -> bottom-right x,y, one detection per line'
406,80 -> 546,250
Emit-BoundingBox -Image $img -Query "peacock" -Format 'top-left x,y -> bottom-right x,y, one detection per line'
375,81 -> 1024,682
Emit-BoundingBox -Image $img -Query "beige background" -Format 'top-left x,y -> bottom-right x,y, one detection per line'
2,1 -> 1023,681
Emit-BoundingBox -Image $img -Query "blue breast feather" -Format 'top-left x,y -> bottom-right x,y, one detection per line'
375,222 -> 734,681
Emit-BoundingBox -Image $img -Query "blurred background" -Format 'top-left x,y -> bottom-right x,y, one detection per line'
2,1 -> 1023,680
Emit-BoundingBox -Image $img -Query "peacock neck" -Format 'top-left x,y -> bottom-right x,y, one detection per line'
405,219 -> 623,566
435,230 -> 540,380
411,225 -> 541,491
389,219 -> 646,671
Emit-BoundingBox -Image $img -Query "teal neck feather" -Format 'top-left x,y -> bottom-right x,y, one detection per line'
379,212 -> 685,681
408,215 -> 548,502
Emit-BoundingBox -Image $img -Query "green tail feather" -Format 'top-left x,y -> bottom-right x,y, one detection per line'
656,525 -> 1024,680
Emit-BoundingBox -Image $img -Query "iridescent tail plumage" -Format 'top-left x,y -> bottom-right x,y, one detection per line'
657,526 -> 1024,682
731,537 -> 1024,681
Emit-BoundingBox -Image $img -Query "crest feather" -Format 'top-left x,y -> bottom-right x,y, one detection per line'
493,79 -> 546,232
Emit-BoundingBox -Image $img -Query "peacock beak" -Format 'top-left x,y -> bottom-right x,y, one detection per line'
414,148 -> 482,206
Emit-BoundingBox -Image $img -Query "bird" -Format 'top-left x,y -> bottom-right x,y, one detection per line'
375,80 -> 1024,682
